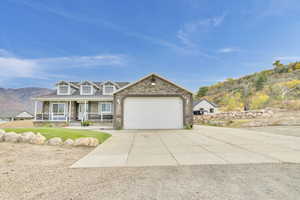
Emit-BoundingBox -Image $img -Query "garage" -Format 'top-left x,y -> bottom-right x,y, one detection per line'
123,97 -> 183,129
113,73 -> 193,130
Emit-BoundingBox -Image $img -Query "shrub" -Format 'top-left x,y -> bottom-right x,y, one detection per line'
196,86 -> 209,98
250,92 -> 270,109
255,74 -> 267,91
184,124 -> 193,129
81,121 -> 92,127
221,92 -> 244,111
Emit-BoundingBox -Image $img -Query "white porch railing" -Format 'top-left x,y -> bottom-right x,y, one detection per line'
35,112 -> 113,122
35,113 -> 69,121
86,112 -> 113,122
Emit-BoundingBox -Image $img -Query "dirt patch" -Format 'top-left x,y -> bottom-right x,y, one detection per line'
0,120 -> 34,128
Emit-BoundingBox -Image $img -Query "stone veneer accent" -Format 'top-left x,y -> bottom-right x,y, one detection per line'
113,75 -> 193,129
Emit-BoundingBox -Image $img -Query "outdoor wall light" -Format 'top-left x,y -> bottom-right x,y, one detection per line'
150,76 -> 156,86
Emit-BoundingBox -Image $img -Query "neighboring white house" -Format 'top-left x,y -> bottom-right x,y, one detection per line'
193,99 -> 218,115
14,111 -> 34,120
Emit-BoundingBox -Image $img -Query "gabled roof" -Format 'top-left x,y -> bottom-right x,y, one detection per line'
56,81 -> 79,89
113,73 -> 193,94
99,81 -> 120,88
193,99 -> 218,108
15,111 -> 34,118
79,81 -> 100,89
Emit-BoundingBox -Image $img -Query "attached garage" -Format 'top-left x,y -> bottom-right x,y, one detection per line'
113,73 -> 193,130
123,97 -> 183,129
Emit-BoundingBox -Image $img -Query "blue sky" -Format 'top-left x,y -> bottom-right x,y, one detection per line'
1,0 -> 300,91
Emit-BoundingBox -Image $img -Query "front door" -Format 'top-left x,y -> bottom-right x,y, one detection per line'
77,103 -> 88,120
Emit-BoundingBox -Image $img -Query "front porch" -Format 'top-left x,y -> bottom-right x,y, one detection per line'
33,100 -> 114,123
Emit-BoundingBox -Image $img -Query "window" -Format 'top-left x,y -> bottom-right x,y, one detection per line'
100,102 -> 112,113
52,103 -> 65,114
209,108 -> 214,113
103,85 -> 115,95
58,85 -> 69,95
81,85 -> 93,95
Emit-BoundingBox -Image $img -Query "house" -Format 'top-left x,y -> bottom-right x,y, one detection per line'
193,99 -> 218,115
33,73 -> 193,129
14,111 -> 34,120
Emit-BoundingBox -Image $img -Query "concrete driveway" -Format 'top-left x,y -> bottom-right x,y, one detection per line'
71,125 -> 300,168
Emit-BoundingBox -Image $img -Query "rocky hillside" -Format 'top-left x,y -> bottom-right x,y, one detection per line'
0,87 -> 53,118
196,61 -> 300,111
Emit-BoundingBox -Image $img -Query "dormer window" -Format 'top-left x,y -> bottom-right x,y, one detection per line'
57,85 -> 70,95
81,85 -> 93,95
103,85 -> 115,95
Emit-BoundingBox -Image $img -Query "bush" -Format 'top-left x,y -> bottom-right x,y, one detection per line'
81,121 -> 92,127
184,124 -> 193,129
196,86 -> 209,98
255,74 -> 267,91
250,92 -> 270,109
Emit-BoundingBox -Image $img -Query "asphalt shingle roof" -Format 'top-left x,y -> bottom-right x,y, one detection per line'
35,81 -> 130,99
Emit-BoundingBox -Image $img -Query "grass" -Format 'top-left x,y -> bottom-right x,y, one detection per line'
4,128 -> 111,143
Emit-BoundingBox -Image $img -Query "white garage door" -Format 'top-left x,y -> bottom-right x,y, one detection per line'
123,97 -> 183,129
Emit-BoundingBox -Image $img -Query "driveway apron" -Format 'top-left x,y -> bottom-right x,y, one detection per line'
71,126 -> 300,168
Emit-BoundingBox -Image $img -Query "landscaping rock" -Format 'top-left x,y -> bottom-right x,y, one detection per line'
20,132 -> 36,143
0,132 -> 5,142
74,137 -> 99,147
30,133 -> 46,145
47,137 -> 63,146
63,139 -> 74,146
4,132 -> 21,143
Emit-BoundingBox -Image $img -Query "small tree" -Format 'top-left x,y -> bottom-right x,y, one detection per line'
255,74 -> 267,91
273,60 -> 287,73
292,62 -> 300,71
197,86 -> 209,98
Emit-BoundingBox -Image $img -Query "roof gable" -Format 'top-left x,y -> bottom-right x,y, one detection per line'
193,99 -> 218,108
15,111 -> 33,118
114,73 -> 193,94
79,81 -> 100,89
56,81 -> 79,89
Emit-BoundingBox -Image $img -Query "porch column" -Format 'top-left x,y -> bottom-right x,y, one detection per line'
69,101 -> 72,122
84,100 -> 87,121
34,101 -> 38,120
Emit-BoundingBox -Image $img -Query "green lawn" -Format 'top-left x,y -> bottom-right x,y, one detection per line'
4,128 -> 111,143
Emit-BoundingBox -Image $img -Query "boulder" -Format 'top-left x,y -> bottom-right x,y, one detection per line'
63,139 -> 74,146
74,137 -> 99,147
47,137 -> 63,146
4,132 -> 21,143
0,132 -> 5,142
20,132 -> 36,143
30,133 -> 46,145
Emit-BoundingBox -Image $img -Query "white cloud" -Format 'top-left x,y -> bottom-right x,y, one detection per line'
273,56 -> 300,61
177,14 -> 226,48
36,54 -> 126,68
12,1 -> 187,54
0,57 -> 37,78
218,47 -> 240,53
0,49 -> 14,57
0,49 -> 126,80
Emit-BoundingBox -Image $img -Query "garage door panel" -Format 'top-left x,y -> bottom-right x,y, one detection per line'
124,97 -> 183,129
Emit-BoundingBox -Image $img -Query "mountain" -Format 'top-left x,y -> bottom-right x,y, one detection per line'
0,87 -> 53,118
195,61 -> 300,111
